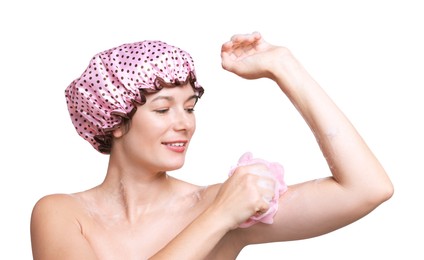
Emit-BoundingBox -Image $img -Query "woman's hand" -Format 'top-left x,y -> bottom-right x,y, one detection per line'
208,163 -> 278,230
151,162 -> 279,259
221,32 -> 287,80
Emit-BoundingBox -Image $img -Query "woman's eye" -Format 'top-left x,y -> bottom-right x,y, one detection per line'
186,107 -> 195,113
155,109 -> 169,114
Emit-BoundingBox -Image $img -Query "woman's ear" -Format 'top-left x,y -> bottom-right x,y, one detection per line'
113,126 -> 124,138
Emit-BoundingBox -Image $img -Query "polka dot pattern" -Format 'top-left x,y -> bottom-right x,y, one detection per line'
65,40 -> 204,154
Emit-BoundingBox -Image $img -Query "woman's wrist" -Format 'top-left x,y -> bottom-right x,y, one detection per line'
201,202 -> 239,232
270,48 -> 319,98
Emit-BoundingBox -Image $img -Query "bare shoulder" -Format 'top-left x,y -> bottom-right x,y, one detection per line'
195,183 -> 222,207
30,193 -> 85,235
32,193 -> 83,217
169,176 -> 223,209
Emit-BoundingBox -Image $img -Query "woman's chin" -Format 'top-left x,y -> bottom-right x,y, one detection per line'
163,160 -> 185,172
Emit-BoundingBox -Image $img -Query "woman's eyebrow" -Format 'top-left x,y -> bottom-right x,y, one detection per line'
186,95 -> 199,103
150,94 -> 198,104
151,96 -> 173,102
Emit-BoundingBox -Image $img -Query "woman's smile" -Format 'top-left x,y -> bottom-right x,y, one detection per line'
162,140 -> 188,153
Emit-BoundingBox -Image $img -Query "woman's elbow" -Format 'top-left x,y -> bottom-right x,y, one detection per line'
380,179 -> 394,202
368,175 -> 394,206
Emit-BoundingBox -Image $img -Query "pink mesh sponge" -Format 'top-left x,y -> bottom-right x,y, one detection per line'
229,152 -> 287,228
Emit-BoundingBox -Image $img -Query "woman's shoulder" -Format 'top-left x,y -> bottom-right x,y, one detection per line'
170,177 -> 223,209
170,175 -> 222,195
31,193 -> 86,223
30,193 -> 87,240
33,193 -> 82,208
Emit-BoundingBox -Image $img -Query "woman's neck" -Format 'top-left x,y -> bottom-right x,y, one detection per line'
97,164 -> 176,223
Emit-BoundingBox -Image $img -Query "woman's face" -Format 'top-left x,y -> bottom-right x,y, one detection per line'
116,83 -> 198,172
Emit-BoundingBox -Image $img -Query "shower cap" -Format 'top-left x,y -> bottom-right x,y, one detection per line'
228,152 -> 288,228
65,40 -> 204,154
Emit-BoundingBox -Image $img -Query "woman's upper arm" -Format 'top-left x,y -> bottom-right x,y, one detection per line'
30,194 -> 98,260
238,176 -> 388,245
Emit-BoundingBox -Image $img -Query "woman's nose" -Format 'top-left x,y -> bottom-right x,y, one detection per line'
173,109 -> 194,131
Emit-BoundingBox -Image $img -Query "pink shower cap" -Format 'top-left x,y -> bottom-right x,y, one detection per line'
229,152 -> 288,228
65,40 -> 204,154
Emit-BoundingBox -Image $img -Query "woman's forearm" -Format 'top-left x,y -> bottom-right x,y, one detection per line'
271,49 -> 393,203
149,206 -> 231,259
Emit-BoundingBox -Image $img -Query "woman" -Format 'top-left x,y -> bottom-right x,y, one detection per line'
30,32 -> 394,259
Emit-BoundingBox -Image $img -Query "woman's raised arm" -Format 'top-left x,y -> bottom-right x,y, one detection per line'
221,32 -> 394,244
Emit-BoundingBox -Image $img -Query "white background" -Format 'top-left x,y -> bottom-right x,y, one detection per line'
1,0 -> 423,259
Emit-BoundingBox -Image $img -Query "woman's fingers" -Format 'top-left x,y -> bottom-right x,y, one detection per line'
215,163 -> 277,226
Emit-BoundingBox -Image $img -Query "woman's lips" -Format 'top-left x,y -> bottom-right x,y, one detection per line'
162,141 -> 187,153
